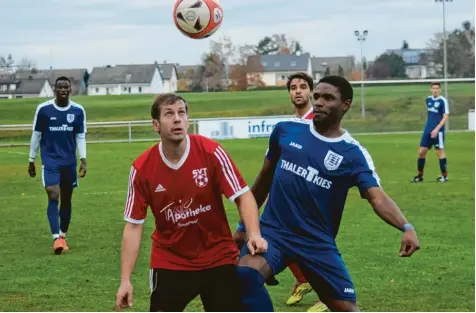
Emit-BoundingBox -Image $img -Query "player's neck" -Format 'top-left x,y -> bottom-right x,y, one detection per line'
161,138 -> 187,164
295,103 -> 312,118
313,122 -> 344,138
55,98 -> 69,107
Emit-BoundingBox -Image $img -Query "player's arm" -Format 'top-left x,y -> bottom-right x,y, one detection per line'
433,98 -> 450,133
213,144 -> 267,253
354,148 -> 420,257
76,107 -> 87,177
117,165 -> 149,309
28,106 -> 44,177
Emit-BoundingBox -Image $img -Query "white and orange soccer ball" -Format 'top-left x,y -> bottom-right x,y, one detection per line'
173,0 -> 224,39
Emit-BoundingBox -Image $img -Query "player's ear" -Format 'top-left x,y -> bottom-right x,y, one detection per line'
152,119 -> 160,133
342,99 -> 352,113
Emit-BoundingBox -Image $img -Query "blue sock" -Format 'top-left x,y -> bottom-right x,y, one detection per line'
237,266 -> 274,312
59,203 -> 71,234
47,199 -> 60,238
439,158 -> 447,176
417,158 -> 425,176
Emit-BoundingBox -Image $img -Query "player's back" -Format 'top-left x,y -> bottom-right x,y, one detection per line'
127,134 -> 245,270
34,99 -> 86,167
261,121 -> 380,249
425,96 -> 449,132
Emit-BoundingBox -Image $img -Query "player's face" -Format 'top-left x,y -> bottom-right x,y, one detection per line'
312,83 -> 351,127
289,78 -> 311,109
153,100 -> 189,142
430,84 -> 441,97
55,80 -> 71,100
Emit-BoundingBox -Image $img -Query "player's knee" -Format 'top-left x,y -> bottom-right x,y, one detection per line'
418,148 -> 427,158
238,254 -> 272,279
236,266 -> 265,291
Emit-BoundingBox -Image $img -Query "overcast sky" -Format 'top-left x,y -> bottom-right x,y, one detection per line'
1,0 -> 474,70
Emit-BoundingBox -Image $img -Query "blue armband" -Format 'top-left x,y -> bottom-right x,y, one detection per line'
237,221 -> 246,232
401,223 -> 414,232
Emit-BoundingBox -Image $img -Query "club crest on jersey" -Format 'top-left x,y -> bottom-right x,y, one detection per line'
192,168 -> 208,187
324,150 -> 343,171
434,102 -> 440,108
67,114 -> 75,123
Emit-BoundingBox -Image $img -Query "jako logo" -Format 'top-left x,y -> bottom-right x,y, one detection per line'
49,124 -> 73,132
289,142 -> 302,149
344,288 -> 355,294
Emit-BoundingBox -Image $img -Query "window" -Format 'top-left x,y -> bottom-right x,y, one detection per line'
274,62 -> 280,67
290,61 -> 296,67
0,85 -> 6,92
138,87 -> 142,93
95,88 -> 99,93
123,87 -> 127,92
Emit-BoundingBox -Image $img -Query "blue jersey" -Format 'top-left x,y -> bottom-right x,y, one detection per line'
260,121 -> 381,248
425,96 -> 449,132
32,99 -> 86,167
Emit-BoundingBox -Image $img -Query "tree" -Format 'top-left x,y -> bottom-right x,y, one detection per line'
229,65 -> 248,91
210,35 -> 236,90
201,53 -> 224,92
0,54 -> 14,74
402,40 -> 409,49
18,57 -> 37,71
237,44 -> 258,65
428,21 -> 475,77
255,34 -> 304,55
257,36 -> 279,55
338,65 -> 344,77
367,53 -> 406,79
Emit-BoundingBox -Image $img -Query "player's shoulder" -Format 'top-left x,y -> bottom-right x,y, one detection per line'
275,119 -> 310,132
189,134 -> 221,154
339,132 -> 374,162
70,101 -> 86,114
132,143 -> 159,172
35,99 -> 54,113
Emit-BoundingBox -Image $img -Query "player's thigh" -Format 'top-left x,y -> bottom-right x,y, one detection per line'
298,249 -> 357,304
419,133 -> 432,150
238,233 -> 288,278
199,264 -> 243,312
149,268 -> 200,312
60,165 -> 78,189
42,166 -> 61,189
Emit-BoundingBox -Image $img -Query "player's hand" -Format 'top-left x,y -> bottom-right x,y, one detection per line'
115,280 -> 133,311
28,162 -> 36,178
247,234 -> 268,255
399,229 -> 420,257
79,159 -> 87,178
233,229 -> 247,250
430,129 -> 438,138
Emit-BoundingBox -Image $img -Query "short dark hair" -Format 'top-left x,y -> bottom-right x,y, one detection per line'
55,76 -> 71,86
431,82 -> 441,87
287,72 -> 314,92
151,93 -> 188,120
317,75 -> 353,102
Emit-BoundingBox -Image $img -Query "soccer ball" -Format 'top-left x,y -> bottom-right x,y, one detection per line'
173,0 -> 224,39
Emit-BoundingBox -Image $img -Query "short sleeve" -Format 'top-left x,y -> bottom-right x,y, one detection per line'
33,106 -> 44,132
441,97 -> 450,114
124,165 -> 149,224
213,145 -> 249,202
351,146 -> 381,198
265,124 -> 281,163
77,107 -> 87,134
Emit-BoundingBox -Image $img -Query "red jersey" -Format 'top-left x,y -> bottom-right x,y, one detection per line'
123,134 -> 249,271
301,107 -> 314,120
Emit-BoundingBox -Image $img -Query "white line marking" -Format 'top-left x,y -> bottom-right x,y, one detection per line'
0,150 -> 28,155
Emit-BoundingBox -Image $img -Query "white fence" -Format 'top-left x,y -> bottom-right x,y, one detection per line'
0,112 -> 474,147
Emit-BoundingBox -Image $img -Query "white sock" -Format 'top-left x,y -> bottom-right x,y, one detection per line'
60,232 -> 66,238
52,234 -> 60,240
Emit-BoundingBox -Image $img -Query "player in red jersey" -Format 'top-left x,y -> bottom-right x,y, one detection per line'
114,93 -> 267,312
234,72 -> 328,312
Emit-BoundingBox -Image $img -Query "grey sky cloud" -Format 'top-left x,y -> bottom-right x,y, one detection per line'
1,0 -> 473,70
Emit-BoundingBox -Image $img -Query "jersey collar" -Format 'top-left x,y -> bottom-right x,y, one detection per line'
158,135 -> 191,170
53,99 -> 71,111
309,123 -> 349,143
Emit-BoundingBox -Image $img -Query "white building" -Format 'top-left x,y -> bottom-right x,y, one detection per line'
87,63 -> 164,96
0,78 -> 53,99
159,63 -> 178,93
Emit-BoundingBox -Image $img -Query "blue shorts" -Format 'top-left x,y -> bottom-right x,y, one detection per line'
420,131 -> 445,149
240,231 -> 356,302
42,165 -> 78,188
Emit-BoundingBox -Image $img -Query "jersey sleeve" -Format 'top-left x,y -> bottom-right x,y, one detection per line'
441,97 -> 450,114
32,105 -> 45,132
265,123 -> 281,163
351,146 -> 381,198
212,145 -> 250,202
124,165 -> 149,224
76,106 -> 87,134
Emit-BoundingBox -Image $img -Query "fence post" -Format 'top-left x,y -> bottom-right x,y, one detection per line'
128,123 -> 132,143
193,120 -> 197,134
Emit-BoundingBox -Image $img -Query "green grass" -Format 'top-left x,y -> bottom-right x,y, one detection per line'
1,83 -> 474,145
0,132 -> 474,311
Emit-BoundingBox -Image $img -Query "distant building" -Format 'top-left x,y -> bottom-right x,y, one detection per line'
0,78 -> 53,99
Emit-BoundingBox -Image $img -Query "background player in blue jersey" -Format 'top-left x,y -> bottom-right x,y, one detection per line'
236,76 -> 420,312
28,76 -> 87,254
413,82 -> 450,183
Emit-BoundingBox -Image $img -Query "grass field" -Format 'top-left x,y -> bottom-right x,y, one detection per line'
0,83 -> 474,145
0,132 -> 474,312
